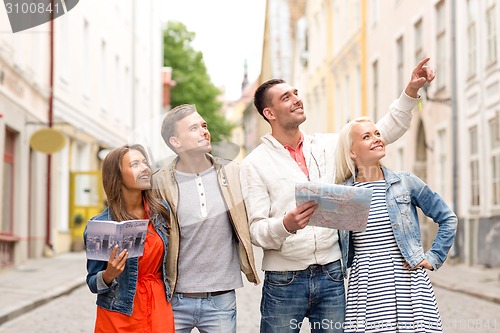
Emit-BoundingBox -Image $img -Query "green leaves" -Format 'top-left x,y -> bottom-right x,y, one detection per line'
163,21 -> 234,142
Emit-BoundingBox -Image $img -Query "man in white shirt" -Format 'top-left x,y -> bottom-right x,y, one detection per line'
240,58 -> 435,333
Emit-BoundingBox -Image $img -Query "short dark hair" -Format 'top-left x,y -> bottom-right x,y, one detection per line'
254,79 -> 285,123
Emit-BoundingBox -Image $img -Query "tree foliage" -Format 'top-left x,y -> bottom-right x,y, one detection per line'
163,21 -> 233,142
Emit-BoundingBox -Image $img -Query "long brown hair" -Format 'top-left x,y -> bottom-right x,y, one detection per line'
101,144 -> 170,227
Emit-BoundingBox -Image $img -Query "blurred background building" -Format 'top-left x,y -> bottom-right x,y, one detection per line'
0,0 -> 499,271
247,0 -> 500,268
0,0 -> 163,267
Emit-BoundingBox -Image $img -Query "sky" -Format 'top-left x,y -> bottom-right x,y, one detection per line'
161,0 -> 267,101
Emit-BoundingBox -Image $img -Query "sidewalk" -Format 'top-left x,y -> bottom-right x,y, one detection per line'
429,260 -> 500,305
0,251 -> 87,325
0,249 -> 500,327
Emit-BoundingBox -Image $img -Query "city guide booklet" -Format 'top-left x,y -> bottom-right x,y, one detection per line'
85,219 -> 149,260
295,182 -> 373,231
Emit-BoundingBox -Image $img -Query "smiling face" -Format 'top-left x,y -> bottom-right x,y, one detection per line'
121,149 -> 152,191
169,112 -> 211,155
349,120 -> 386,167
264,83 -> 306,130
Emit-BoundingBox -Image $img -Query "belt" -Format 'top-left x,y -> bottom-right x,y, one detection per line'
181,290 -> 233,298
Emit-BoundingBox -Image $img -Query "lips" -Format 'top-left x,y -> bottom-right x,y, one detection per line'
138,173 -> 151,180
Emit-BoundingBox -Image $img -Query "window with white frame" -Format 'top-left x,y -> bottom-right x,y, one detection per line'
371,0 -> 379,26
333,0 -> 340,53
437,129 -> 448,198
467,0 -> 477,76
335,83 -> 342,131
372,60 -> 379,120
114,56 -> 120,121
396,37 -> 404,95
345,74 -> 350,121
353,0 -> 361,31
436,1 -> 446,90
100,40 -> 108,112
355,65 -> 361,118
397,147 -> 404,170
486,0 -> 498,64
470,125 -> 480,207
414,19 -> 423,65
82,19 -> 90,98
489,113 -> 500,206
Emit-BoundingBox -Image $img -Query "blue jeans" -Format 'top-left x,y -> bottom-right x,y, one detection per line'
260,260 -> 346,333
172,291 -> 237,333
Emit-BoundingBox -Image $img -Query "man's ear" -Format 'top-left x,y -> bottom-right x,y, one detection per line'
169,136 -> 181,149
263,107 -> 275,121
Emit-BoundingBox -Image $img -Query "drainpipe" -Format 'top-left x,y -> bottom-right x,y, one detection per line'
46,2 -> 55,252
450,0 -> 459,257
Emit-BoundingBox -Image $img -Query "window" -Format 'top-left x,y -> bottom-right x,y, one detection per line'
396,37 -> 404,94
437,129 -> 448,198
345,74 -> 351,121
82,19 -> 90,98
354,65 -> 361,118
372,60 -> 379,120
397,147 -> 404,170
467,0 -> 477,76
436,1 -> 446,89
490,113 -> 500,206
414,19 -> 423,64
2,129 -> 16,234
100,40 -> 108,112
335,83 -> 342,131
371,0 -> 379,26
114,56 -> 120,120
486,0 -> 498,64
470,126 -> 480,207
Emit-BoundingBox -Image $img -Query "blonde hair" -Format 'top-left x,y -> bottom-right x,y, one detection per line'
334,117 -> 373,184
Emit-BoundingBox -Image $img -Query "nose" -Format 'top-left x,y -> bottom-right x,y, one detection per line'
139,162 -> 150,172
201,127 -> 209,136
291,94 -> 301,104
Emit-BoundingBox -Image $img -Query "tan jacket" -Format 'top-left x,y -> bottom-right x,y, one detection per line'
153,154 -> 260,297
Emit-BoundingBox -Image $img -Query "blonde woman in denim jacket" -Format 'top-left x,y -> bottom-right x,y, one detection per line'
335,118 -> 457,332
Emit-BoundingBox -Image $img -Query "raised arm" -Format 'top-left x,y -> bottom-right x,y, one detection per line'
377,57 -> 435,144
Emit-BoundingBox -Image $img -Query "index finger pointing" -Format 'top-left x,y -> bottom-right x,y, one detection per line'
415,57 -> 430,69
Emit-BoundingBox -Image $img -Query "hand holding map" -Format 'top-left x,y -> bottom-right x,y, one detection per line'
295,182 -> 372,231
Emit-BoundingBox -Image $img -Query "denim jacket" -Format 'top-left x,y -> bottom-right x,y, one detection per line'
84,202 -> 171,316
343,166 -> 457,271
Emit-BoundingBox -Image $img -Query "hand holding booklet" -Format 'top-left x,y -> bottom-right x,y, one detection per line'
85,219 -> 149,260
295,182 -> 373,231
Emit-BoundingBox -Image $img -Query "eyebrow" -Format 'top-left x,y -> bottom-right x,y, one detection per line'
280,88 -> 297,100
360,129 -> 380,136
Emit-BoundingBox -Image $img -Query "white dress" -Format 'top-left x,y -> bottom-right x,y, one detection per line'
344,180 -> 442,333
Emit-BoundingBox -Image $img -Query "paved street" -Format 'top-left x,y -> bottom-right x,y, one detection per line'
0,247 -> 499,332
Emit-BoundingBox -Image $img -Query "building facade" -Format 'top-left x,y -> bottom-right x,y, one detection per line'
0,0 -> 164,269
256,0 -> 500,267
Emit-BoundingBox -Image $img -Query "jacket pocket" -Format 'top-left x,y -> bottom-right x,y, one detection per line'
394,194 -> 411,218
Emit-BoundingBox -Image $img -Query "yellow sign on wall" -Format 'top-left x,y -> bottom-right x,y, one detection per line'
29,128 -> 66,154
